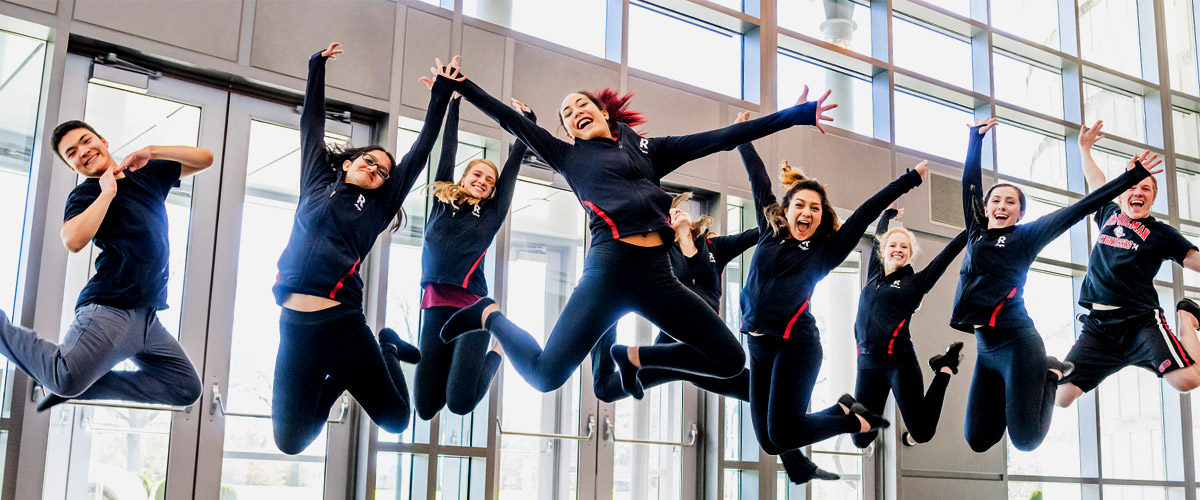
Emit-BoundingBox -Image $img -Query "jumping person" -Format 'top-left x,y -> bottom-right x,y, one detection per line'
437,58 -> 837,401
954,118 -> 1157,453
1055,121 -> 1200,409
737,108 -> 923,479
270,43 -> 456,454
851,206 -> 967,448
412,94 -> 533,419
0,119 -> 213,412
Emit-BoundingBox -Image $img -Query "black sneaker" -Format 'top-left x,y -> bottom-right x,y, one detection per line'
928,341 -> 965,375
837,393 -> 857,412
850,403 -> 890,432
1046,356 -> 1075,383
379,327 -> 421,364
780,449 -> 840,484
1178,298 -> 1200,325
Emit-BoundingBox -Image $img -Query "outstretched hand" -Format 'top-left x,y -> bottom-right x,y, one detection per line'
1079,121 -> 1105,151
420,55 -> 466,90
1128,150 -> 1164,175
796,85 -> 837,134
971,117 -> 997,135
735,111 -> 750,124
322,42 -> 344,60
119,147 -> 152,173
913,160 -> 929,183
887,203 -> 905,220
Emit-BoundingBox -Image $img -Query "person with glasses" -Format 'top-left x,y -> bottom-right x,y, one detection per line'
269,42 -> 458,454
0,119 -> 213,412
409,94 -> 534,419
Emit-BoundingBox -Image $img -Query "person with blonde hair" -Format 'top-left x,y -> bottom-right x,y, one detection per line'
850,206 -> 967,448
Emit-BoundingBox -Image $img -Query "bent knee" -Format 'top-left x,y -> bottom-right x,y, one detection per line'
169,377 -> 204,406
1055,383 -> 1083,408
46,377 -> 91,399
1166,368 -> 1200,392
446,396 -> 482,416
715,351 -> 747,379
375,413 -> 412,435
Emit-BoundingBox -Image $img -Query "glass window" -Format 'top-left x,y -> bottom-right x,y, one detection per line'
993,51 -> 1064,119
894,90 -> 974,161
996,124 -> 1068,190
1079,0 -> 1144,78
991,0 -> 1061,49
1084,82 -> 1146,143
1175,107 -> 1200,159
1006,268 -> 1081,477
1009,482 -> 1083,500
778,0 -> 872,56
1179,161 -> 1200,221
1166,0 -> 1200,95
1021,188 -> 1073,262
464,0 -> 608,58
776,51 -> 873,137
892,16 -> 973,90
923,0 -> 970,17
628,2 -> 743,98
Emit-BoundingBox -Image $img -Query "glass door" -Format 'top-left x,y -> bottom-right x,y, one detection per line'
42,54 -> 228,500
195,93 -> 369,500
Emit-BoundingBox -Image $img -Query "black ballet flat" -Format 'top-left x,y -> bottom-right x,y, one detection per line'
780,449 -> 840,484
850,403 -> 890,432
36,392 -> 69,413
440,297 -> 495,344
610,344 -> 645,400
379,327 -> 421,364
1177,298 -> 1200,321
928,341 -> 965,375
1046,356 -> 1075,383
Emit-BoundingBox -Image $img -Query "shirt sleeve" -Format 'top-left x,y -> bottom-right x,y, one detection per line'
647,102 -> 817,178
1022,166 -> 1150,256
455,78 -> 572,169
487,108 -> 537,225
434,96 -> 462,184
1093,202 -> 1118,228
381,76 -> 457,215
709,227 -> 760,271
144,159 -> 182,196
962,126 -> 987,236
868,208 -> 898,279
820,169 -> 923,272
738,143 -> 776,234
64,181 -> 101,222
299,51 -> 337,196
1165,226 -> 1199,265
912,230 -> 969,294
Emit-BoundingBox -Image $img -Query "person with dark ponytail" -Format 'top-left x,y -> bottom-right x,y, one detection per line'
410,95 -> 535,419
735,107 -> 924,482
269,43 -> 458,454
435,57 -> 836,401
953,117 -> 1158,453
851,206 -> 967,449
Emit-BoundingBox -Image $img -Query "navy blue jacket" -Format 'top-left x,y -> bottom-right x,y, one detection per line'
454,78 -> 818,247
855,209 -> 967,358
273,51 -> 454,307
738,143 -> 923,341
669,228 -> 759,311
949,126 -> 1150,332
421,96 -> 531,297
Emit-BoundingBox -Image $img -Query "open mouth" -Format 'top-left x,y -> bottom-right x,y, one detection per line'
994,213 -> 1009,221
795,220 -> 811,233
890,252 -> 906,260
471,182 -> 487,193
576,116 -> 594,130
1130,199 -> 1145,208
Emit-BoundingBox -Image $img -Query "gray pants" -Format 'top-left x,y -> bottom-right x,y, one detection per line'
0,305 -> 202,406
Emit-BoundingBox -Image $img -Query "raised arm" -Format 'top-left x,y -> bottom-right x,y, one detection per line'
453,77 -> 571,168
119,145 -> 213,178
738,142 -> 776,233
868,207 -> 899,278
1078,121 -> 1109,191
710,227 -> 761,271
434,95 -> 462,183
383,75 -> 456,213
963,119 -> 993,234
820,165 -> 925,272
912,230 -> 968,294
488,101 -> 537,220
299,45 -> 341,193
1024,163 -> 1152,253
61,173 -> 114,253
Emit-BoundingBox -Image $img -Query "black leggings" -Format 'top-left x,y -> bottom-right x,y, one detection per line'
484,240 -> 745,393
273,305 -> 411,455
415,306 -> 502,420
591,328 -> 750,403
852,357 -> 951,448
964,327 -> 1056,452
747,334 -> 860,454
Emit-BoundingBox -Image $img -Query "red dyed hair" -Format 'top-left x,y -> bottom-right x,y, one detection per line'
592,88 -> 645,135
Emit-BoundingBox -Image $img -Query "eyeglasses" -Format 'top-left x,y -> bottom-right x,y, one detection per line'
361,153 -> 390,180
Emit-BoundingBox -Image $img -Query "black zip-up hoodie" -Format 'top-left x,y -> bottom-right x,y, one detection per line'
273,51 -> 454,307
949,126 -> 1150,332
669,228 -> 759,311
453,78 -> 818,247
855,208 -> 967,358
738,143 -> 923,341
420,96 -> 532,297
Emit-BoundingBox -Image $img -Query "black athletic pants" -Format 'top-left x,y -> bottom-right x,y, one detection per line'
591,328 -> 749,402
483,240 -> 745,393
964,327 -> 1056,453
852,356 -> 951,448
273,304 -> 411,455
415,306 -> 502,420
747,334 -> 860,454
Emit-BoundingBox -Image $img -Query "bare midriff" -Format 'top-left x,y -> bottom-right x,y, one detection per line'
619,231 -> 665,247
282,293 -> 341,312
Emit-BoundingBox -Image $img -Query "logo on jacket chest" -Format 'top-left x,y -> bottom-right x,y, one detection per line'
638,138 -> 650,154
799,241 -> 811,250
995,236 -> 1006,248
891,280 -> 902,288
354,194 -> 366,211
472,204 -> 482,217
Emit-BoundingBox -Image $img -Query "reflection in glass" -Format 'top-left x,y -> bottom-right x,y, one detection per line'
463,0 -> 607,58
893,16 -> 972,90
778,0 -> 871,55
777,52 -> 873,137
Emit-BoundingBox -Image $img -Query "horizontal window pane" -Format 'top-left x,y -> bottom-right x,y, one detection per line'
1103,485 -> 1182,500
996,124 -> 1067,189
894,90 -> 973,161
1175,108 -> 1200,158
777,52 -> 873,137
924,0 -> 970,17
1084,83 -> 1146,142
708,0 -> 742,11
723,469 -> 758,499
464,0 -> 608,58
893,16 -> 972,90
1166,0 -> 1200,94
778,0 -> 872,55
1009,482 -> 1082,500
993,52 -> 1064,119
629,2 -> 743,98
1180,161 -> 1200,221
1079,0 -> 1144,78
991,0 -> 1061,49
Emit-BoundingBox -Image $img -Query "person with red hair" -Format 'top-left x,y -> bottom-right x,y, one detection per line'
435,56 -> 836,404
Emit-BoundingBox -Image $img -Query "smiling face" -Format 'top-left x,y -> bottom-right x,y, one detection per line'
460,160 -> 498,199
985,185 -> 1025,229
786,189 -> 825,241
560,93 -> 611,141
57,127 -> 116,177
1118,177 -> 1156,219
883,231 -> 914,271
343,149 -> 392,190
